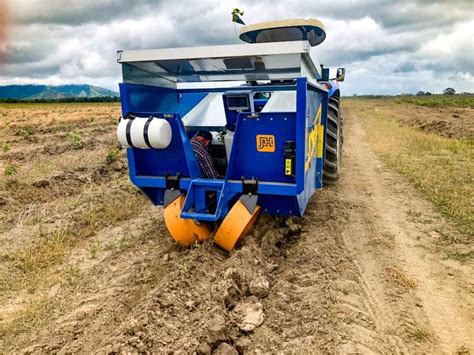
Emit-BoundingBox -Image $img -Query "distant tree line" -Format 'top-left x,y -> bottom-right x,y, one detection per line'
0,96 -> 120,103
348,92 -> 472,99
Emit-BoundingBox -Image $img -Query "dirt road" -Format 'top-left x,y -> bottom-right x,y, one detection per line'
1,103 -> 472,353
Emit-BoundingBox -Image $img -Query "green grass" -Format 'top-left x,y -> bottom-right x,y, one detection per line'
350,100 -> 473,238
395,95 -> 474,108
106,148 -> 120,164
4,163 -> 18,177
68,132 -> 83,149
15,126 -> 35,137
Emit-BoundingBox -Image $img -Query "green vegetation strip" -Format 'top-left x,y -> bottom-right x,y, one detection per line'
395,95 -> 474,108
351,101 -> 473,237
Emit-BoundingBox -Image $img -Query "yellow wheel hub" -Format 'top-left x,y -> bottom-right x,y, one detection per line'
213,200 -> 261,252
163,194 -> 211,246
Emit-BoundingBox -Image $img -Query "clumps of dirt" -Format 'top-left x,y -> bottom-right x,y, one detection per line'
385,267 -> 418,290
41,134 -> 115,156
97,217 -> 302,353
397,107 -> 474,139
55,160 -> 126,186
0,195 -> 8,208
2,150 -> 27,161
42,143 -> 70,156
6,159 -> 127,205
248,275 -> 270,298
231,296 -> 264,332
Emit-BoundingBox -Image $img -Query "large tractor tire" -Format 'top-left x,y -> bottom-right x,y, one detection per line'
323,96 -> 343,184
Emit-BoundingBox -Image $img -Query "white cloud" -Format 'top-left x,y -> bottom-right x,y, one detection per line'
0,0 -> 473,94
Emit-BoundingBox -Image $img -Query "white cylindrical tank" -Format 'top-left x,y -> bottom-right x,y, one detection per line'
117,116 -> 172,149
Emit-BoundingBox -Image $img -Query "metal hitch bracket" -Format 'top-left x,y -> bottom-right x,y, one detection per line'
241,177 -> 258,195
163,174 -> 182,208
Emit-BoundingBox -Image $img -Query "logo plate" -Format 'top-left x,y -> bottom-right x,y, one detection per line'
256,135 -> 275,152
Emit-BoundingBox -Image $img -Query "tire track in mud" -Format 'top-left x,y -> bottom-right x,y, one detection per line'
336,107 -> 473,354
337,216 -> 412,354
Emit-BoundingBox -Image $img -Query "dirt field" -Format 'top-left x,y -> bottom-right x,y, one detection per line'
0,100 -> 472,354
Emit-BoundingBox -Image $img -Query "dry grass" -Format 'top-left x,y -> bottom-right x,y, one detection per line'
348,99 -> 473,239
0,103 -> 156,348
0,293 -> 68,341
0,102 -> 119,128
409,327 -> 433,342
0,186 -> 145,292
385,267 -> 418,289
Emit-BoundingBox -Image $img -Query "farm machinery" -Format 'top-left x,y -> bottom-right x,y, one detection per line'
116,18 -> 344,251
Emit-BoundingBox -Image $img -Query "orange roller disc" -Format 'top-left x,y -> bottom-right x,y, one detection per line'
163,195 -> 211,246
214,200 -> 261,252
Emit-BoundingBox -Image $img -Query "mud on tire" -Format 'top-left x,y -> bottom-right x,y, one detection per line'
323,96 -> 343,184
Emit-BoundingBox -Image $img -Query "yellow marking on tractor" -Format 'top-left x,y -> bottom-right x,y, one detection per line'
317,124 -> 324,158
213,201 -> 261,252
163,195 -> 211,246
285,158 -> 293,175
305,104 -> 322,171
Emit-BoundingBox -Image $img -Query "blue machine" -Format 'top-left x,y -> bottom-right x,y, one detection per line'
117,18 -> 344,251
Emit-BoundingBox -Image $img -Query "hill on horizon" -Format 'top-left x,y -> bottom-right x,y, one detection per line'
0,84 -> 118,100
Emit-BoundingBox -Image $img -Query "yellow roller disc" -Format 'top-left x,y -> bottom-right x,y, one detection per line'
214,200 -> 261,252
163,195 -> 211,246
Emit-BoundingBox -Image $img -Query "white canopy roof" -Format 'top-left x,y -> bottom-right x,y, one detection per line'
118,41 -> 321,88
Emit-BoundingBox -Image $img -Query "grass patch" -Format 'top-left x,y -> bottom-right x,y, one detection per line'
68,131 -> 83,149
352,100 -> 473,239
106,148 -> 120,164
444,250 -> 474,262
0,188 -> 146,293
409,327 -> 433,342
395,95 -> 474,108
106,233 -> 134,253
15,126 -> 35,137
0,293 -> 67,344
4,163 -> 18,177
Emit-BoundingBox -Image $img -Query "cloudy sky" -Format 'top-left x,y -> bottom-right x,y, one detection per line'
0,0 -> 473,95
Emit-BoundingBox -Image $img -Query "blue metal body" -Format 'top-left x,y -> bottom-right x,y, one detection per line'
119,77 -> 336,221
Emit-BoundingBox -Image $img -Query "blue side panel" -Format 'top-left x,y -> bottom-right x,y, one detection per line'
295,82 -> 327,216
119,80 -> 334,219
305,87 -> 323,191
119,83 -> 207,117
295,78 -> 307,194
141,187 -> 166,205
258,195 -> 301,216
227,112 -> 296,183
